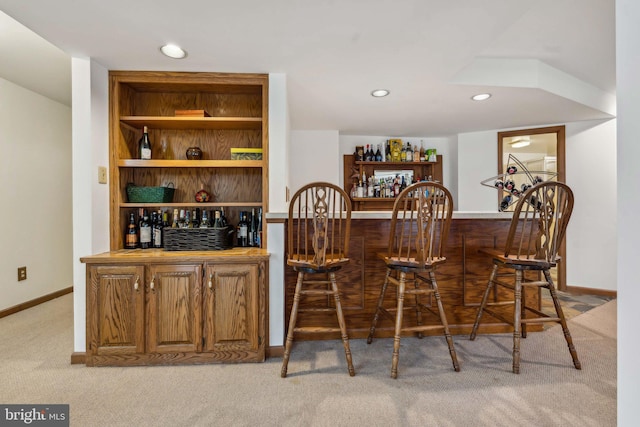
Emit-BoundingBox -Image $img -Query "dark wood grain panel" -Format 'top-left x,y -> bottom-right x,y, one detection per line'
284,217 -> 542,341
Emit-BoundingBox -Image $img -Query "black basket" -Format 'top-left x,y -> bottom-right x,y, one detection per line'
163,227 -> 234,251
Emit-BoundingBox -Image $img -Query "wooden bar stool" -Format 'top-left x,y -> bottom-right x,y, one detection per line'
281,182 -> 355,377
469,181 -> 581,373
367,182 -> 460,379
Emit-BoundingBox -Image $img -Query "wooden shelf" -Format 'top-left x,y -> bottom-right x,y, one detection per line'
355,160 -> 438,166
118,160 -> 263,168
120,116 -> 262,130
120,202 -> 263,208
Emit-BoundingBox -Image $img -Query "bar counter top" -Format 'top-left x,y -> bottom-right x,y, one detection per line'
266,210 -> 513,220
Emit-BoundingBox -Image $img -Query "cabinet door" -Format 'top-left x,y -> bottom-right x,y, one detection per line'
146,264 -> 202,354
87,265 -> 145,356
203,263 -> 259,354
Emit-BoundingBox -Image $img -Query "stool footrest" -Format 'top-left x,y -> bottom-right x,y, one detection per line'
300,289 -> 336,296
293,327 -> 342,334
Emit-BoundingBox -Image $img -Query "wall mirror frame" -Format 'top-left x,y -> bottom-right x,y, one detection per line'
497,125 -> 567,291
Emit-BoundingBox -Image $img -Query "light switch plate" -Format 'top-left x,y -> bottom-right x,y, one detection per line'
98,166 -> 108,184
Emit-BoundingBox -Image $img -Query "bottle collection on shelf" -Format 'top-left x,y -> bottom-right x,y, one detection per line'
350,171 -> 435,199
124,207 -> 263,250
354,140 -> 437,163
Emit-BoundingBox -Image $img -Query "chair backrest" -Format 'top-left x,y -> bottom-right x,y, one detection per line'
287,182 -> 351,267
504,181 -> 574,263
388,182 -> 454,265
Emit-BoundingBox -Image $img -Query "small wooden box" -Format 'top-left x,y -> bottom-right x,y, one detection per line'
174,109 -> 211,117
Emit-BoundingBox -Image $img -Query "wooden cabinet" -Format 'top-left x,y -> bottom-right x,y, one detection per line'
109,71 -> 269,250
343,154 -> 443,211
87,265 -> 145,356
82,249 -> 269,366
146,264 -> 202,354
203,263 -> 260,354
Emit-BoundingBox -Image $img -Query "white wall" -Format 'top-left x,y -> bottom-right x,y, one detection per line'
267,73 -> 289,347
616,0 -> 640,423
566,120 -> 617,290
290,130 -> 339,191
457,130 -> 498,211
71,58 -> 109,352
0,77 -> 72,310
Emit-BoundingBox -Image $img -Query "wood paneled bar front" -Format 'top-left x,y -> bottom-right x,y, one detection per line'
280,212 -> 543,340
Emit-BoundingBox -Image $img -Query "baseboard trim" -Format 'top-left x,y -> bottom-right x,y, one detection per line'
0,286 -> 73,319
70,352 -> 86,365
267,346 -> 284,358
566,285 -> 617,298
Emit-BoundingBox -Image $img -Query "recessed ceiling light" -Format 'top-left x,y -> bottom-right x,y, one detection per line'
371,89 -> 390,97
160,44 -> 187,59
471,93 -> 491,101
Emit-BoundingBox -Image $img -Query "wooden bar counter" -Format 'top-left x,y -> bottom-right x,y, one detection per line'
81,248 -> 269,366
282,212 -> 542,340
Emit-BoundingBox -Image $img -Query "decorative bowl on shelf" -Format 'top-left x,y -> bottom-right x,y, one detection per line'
195,184 -> 211,203
186,147 -> 203,160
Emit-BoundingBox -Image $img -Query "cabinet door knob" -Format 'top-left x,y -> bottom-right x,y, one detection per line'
134,276 -> 140,291
208,273 -> 214,290
150,275 -> 156,291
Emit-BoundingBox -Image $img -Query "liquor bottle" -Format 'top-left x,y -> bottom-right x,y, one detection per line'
200,210 -> 210,228
419,141 -> 425,161
237,211 -> 250,247
350,183 -> 357,199
364,144 -> 372,161
191,209 -> 199,228
172,209 -> 179,228
385,140 -> 391,162
375,144 -> 383,162
248,208 -> 257,246
356,180 -> 364,198
138,126 -> 152,160
212,210 -> 224,228
400,144 -> 407,162
125,212 -> 139,249
367,178 -> 374,198
162,211 -> 170,228
139,210 -> 152,249
152,211 -> 163,248
220,207 -> 228,227
254,208 -> 263,248
406,142 -> 413,162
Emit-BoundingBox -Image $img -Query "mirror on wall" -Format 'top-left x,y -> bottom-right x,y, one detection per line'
497,125 -> 567,290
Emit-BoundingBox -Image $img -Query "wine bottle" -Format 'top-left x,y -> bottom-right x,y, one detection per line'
139,126 -> 152,160
212,210 -> 223,228
255,208 -> 263,248
200,210 -> 210,228
125,212 -> 139,249
375,144 -> 383,162
237,211 -> 250,247
249,208 -> 257,247
139,210 -> 151,249
152,211 -> 163,248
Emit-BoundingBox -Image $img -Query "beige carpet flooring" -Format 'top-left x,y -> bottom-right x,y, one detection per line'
0,294 -> 616,426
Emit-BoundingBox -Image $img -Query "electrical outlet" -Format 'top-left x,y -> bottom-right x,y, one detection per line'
98,166 -> 108,184
18,266 -> 27,281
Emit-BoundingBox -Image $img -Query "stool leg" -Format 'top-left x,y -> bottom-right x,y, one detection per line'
281,271 -> 304,378
544,270 -> 581,370
414,273 -> 424,339
470,264 -> 498,340
391,271 -> 406,379
430,271 -> 460,372
329,272 -> 355,376
368,268 -> 391,344
521,284 -> 527,339
512,270 -> 523,374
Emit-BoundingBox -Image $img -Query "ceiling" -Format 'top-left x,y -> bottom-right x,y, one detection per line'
0,0 -> 615,137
